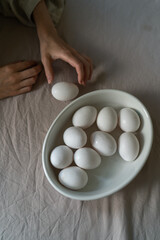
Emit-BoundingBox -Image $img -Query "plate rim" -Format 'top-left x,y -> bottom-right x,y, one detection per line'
42,89 -> 153,200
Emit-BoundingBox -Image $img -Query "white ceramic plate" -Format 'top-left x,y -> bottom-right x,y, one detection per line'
42,89 -> 153,200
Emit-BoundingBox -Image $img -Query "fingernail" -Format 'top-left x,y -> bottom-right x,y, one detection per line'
48,79 -> 53,84
47,76 -> 52,84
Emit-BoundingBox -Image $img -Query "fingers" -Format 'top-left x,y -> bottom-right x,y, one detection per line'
13,86 -> 33,97
61,52 -> 84,85
74,52 -> 93,85
64,44 -> 93,83
0,61 -> 42,99
60,49 -> 93,85
81,54 -> 93,80
6,61 -> 37,72
42,57 -> 54,84
12,77 -> 37,97
17,76 -> 37,89
17,64 -> 42,79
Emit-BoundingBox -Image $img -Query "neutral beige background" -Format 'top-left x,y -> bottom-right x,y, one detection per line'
0,0 -> 160,239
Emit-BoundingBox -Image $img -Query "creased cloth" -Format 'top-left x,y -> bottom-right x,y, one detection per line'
0,0 -> 160,239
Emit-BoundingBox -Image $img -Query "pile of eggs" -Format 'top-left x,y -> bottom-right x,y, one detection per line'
50,106 -> 141,190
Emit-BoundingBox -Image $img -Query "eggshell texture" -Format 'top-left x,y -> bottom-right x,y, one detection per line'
90,131 -> 117,156
97,107 -> 118,132
63,127 -> 87,149
119,108 -> 140,132
118,132 -> 140,161
51,82 -> 79,101
74,147 -> 101,169
58,166 -> 88,190
72,106 -> 97,129
50,145 -> 73,169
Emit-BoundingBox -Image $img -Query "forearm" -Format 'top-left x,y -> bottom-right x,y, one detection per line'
33,0 -> 58,41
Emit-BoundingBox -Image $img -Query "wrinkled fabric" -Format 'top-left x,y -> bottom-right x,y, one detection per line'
0,0 -> 160,239
0,0 -> 65,26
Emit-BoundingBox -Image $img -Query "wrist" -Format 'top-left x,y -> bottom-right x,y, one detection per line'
37,23 -> 58,44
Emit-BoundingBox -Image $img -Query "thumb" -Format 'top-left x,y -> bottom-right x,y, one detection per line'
42,56 -> 54,84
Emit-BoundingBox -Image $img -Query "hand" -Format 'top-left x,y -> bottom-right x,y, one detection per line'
33,0 -> 93,85
0,61 -> 42,99
39,32 -> 93,85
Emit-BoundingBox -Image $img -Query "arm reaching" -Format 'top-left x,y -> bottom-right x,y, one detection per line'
33,0 -> 93,85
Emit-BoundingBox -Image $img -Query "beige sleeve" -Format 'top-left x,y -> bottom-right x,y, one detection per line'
0,0 -> 65,27
45,0 -> 65,26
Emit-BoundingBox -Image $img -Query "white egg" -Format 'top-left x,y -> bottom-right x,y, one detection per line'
50,145 -> 73,169
63,127 -> 87,149
119,108 -> 140,132
118,132 -> 140,161
51,82 -> 79,101
72,106 -> 97,129
90,131 -> 117,156
74,147 -> 101,169
58,166 -> 88,190
97,107 -> 118,132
